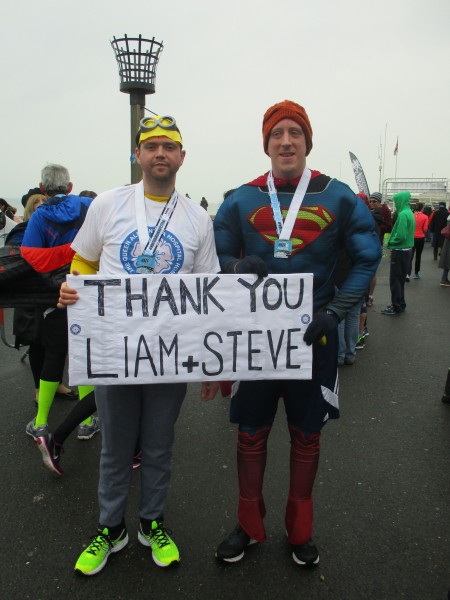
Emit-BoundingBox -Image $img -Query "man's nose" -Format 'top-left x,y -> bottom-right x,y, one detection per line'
280,131 -> 292,145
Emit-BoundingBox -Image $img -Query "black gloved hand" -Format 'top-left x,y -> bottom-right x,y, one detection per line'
303,310 -> 339,346
224,255 -> 268,277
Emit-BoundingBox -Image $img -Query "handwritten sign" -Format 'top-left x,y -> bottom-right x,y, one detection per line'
67,273 -> 313,385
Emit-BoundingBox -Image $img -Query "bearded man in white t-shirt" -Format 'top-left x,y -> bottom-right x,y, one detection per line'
59,115 -> 220,576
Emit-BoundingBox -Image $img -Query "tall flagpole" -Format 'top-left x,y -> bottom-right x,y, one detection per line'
378,138 -> 382,192
382,123 -> 387,194
394,136 -> 399,179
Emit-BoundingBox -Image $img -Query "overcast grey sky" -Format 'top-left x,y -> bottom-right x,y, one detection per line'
2,0 -> 449,212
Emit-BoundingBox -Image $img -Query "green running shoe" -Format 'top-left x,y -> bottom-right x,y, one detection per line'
138,520 -> 180,567
75,527 -> 128,576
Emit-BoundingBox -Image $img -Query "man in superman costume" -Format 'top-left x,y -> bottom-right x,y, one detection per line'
213,100 -> 381,566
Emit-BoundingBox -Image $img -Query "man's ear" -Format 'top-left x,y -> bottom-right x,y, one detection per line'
67,182 -> 73,194
39,183 -> 46,195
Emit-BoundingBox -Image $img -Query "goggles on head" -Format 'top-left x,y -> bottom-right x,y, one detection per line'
140,115 -> 178,132
138,115 -> 183,145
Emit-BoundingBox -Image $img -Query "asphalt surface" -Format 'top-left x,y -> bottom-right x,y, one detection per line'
0,244 -> 449,600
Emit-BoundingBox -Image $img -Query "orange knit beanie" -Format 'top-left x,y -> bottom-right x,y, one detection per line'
262,100 -> 313,156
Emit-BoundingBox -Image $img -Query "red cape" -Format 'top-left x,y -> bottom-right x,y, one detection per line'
247,170 -> 322,187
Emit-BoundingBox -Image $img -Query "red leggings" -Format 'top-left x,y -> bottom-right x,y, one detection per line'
237,424 -> 320,545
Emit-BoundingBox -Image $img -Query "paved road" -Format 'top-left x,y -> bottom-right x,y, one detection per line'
1,245 -> 449,600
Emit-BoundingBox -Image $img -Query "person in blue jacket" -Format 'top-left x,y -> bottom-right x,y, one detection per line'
21,164 -> 96,442
213,100 -> 381,567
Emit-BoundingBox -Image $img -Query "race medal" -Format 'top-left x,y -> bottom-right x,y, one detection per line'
134,182 -> 179,275
274,239 -> 292,259
136,254 -> 155,273
267,168 -> 311,261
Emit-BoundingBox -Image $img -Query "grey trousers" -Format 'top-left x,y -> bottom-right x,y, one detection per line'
95,382 -> 186,528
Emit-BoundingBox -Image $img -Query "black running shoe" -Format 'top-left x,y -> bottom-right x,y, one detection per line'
291,539 -> 319,567
215,524 -> 258,563
381,306 -> 401,316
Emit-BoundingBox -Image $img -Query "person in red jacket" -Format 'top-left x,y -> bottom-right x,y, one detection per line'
407,202 -> 428,279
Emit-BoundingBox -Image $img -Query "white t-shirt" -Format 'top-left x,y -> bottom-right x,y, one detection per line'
71,184 -> 220,276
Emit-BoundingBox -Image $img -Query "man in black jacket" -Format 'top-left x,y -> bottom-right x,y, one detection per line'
429,202 -> 449,260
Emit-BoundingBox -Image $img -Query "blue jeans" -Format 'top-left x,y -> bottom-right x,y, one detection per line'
338,299 -> 362,362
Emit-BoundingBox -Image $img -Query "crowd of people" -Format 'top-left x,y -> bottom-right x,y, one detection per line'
0,101 -> 448,580
336,191 -> 450,365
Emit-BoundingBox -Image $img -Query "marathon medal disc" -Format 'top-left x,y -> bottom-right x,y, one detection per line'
274,239 -> 292,259
136,254 -> 155,273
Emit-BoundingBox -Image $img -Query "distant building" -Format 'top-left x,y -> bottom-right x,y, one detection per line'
382,178 -> 450,209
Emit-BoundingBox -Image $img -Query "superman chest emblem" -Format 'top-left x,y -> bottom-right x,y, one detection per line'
247,205 -> 335,254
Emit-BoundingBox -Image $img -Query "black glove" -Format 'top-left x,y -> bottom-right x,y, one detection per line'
303,310 -> 339,346
224,255 -> 268,277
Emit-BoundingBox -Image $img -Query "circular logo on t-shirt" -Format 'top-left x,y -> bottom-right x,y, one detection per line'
120,227 -> 184,274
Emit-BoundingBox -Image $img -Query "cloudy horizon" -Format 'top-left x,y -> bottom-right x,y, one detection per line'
2,0 -> 449,213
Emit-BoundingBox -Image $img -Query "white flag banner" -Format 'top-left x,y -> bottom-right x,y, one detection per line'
67,273 -> 314,385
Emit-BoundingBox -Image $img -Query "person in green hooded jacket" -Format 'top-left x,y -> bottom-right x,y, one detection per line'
381,191 -> 415,315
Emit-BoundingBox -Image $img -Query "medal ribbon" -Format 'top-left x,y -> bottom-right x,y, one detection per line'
134,180 -> 178,257
267,167 -> 311,240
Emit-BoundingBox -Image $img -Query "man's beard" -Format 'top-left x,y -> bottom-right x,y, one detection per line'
147,164 -> 177,183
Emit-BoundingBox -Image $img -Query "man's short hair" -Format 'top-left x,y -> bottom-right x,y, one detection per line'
79,190 -> 97,199
41,164 -> 71,196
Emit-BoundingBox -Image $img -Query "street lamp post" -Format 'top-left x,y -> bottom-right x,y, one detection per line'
111,34 -> 164,183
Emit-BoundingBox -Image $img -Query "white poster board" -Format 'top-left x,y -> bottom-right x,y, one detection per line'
67,273 -> 314,385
